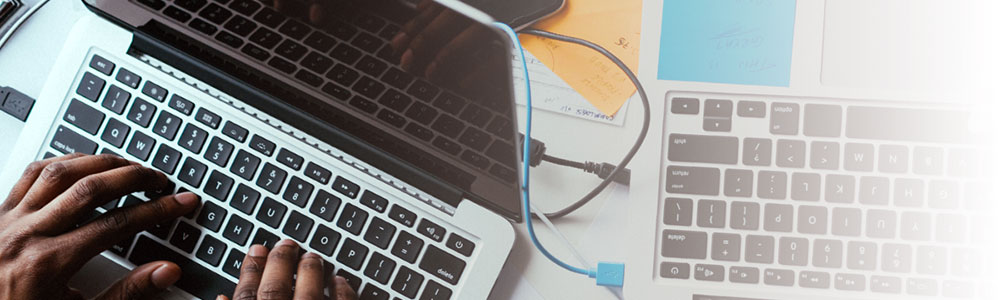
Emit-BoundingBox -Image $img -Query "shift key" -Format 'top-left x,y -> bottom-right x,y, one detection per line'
666,166 -> 720,196
668,134 -> 738,164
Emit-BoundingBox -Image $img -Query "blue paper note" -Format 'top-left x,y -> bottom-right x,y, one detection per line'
657,0 -> 797,87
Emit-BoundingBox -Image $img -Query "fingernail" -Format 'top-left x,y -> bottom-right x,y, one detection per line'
400,49 -> 414,70
391,32 -> 407,47
277,239 -> 298,248
151,263 -> 181,289
174,192 -> 199,206
216,295 -> 226,300
426,62 -> 439,77
249,245 -> 267,257
302,252 -> 320,259
335,275 -> 347,284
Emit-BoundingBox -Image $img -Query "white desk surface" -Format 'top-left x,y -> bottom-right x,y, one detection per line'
0,1 -> 642,299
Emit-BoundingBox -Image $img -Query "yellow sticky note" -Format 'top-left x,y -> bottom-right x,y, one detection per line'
521,0 -> 641,116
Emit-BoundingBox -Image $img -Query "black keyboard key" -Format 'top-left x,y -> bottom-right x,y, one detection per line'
126,131 -> 156,161
405,101 -> 438,125
378,89 -> 412,112
221,121 -> 248,142
379,24 -> 400,40
64,99 -> 105,135
151,145 -> 182,174
486,117 -> 514,139
257,197 -> 286,228
348,96 -> 378,114
459,105 -> 491,128
224,15 -> 258,37
268,57 -> 297,74
169,221 -> 202,253
392,266 -> 423,298
163,6 -> 192,22
404,123 -> 434,142
304,31 -> 336,53
327,64 -> 360,87
130,236 -> 236,299
282,176 -> 313,208
391,231 -> 423,264
199,3 -> 232,24
205,137 -> 235,167
309,224 -> 341,256
101,118 -> 131,148
420,245 -> 466,285
276,148 -> 303,170
352,76 -> 385,99
301,52 -> 334,74
337,203 -> 368,235
77,72 -> 105,102
276,39 -> 308,61
375,44 -> 397,63
356,15 -> 386,33
152,111 -> 182,140
431,137 -> 461,156
179,124 -> 209,153
223,214 -> 254,246
279,19 -> 311,40
222,249 -> 245,278
178,158 -> 208,188
126,98 -> 156,128
381,68 -> 413,90
460,150 -> 489,170
421,280 -> 452,300
230,183 -> 261,214
115,68 -> 141,89
228,0 -> 261,15
490,164 -> 517,182
336,270 -> 362,292
359,190 -> 388,213
197,200 -> 228,232
102,85 -> 131,115
356,55 -> 387,77
253,7 -> 286,28
252,228 -> 280,249
147,219 -> 176,240
388,205 -> 416,227
363,217 -> 395,250
89,55 -> 115,75
434,93 -> 466,116
249,27 -> 282,49
327,20 -> 357,40
216,30 -> 245,48
241,43 -> 271,61
446,234 -> 475,257
332,176 -> 360,199
50,126 -> 98,155
431,114 -> 464,139
336,238 -> 369,270
376,110 -> 406,128
190,18 -> 219,35
330,43 -> 362,64
304,162 -> 331,184
417,219 -> 445,242
175,0 -> 207,12
196,234 -> 228,267
141,81 -> 168,102
169,95 -> 195,116
282,210 -> 314,242
309,190 -> 341,222
321,82 -> 352,101
230,149 -> 261,180
407,80 -> 439,102
204,170 -> 234,201
122,195 -> 144,208
295,70 -> 324,87
195,107 -> 221,129
351,31 -> 382,53
458,127 -> 491,151
363,252 -> 396,284
256,163 -> 287,194
138,0 -> 166,10
486,140 -> 516,166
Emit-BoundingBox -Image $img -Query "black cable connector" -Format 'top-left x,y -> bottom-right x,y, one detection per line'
582,161 -> 630,185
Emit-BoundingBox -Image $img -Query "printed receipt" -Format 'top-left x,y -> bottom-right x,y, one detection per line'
511,50 -> 629,126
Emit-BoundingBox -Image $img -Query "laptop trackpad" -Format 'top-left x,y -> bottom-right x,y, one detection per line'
820,0 -> 994,92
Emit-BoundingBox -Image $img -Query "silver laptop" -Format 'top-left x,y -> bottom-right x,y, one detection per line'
626,0 -> 999,299
0,0 -> 523,299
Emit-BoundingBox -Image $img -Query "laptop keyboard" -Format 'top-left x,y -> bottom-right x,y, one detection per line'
656,92 -> 994,298
132,0 -> 519,184
52,51 -> 478,300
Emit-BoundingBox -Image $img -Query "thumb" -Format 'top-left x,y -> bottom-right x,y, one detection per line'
95,261 -> 180,300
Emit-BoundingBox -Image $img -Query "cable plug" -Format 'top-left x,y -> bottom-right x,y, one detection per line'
582,162 -> 630,185
588,262 -> 625,287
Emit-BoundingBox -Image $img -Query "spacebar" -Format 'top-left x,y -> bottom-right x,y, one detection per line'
129,236 -> 235,299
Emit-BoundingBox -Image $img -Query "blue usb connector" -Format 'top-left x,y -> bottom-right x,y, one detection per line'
591,262 -> 626,287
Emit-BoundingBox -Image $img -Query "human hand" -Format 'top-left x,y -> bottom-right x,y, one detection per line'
218,240 -> 357,300
0,153 -> 199,299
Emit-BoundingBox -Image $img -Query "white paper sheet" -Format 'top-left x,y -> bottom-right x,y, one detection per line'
512,51 -> 630,126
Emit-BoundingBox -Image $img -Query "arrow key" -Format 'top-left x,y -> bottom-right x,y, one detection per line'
694,264 -> 724,282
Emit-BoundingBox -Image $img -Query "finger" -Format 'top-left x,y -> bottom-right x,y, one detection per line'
32,164 -> 169,232
1,153 -> 84,211
333,275 -> 358,300
392,4 -> 444,56
258,239 -> 300,300
308,2 -> 328,25
233,244 -> 269,300
95,261 -> 181,300
58,192 -> 199,267
293,253 -> 325,300
427,25 -> 493,82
